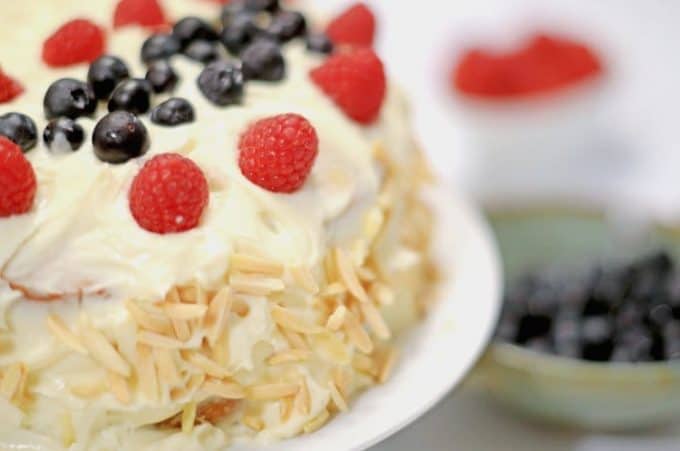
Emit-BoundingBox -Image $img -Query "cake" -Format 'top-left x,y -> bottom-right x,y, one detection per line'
0,0 -> 436,449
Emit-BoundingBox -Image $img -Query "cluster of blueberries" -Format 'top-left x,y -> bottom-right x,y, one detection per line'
496,251 -> 680,363
0,0 -> 331,164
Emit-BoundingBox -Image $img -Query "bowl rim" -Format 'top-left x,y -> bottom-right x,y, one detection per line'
491,341 -> 680,375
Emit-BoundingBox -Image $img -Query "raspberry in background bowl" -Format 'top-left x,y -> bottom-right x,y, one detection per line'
449,31 -> 613,204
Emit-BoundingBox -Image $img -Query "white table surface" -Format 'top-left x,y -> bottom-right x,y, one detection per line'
343,0 -> 680,449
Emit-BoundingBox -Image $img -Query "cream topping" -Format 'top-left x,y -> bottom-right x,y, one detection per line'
0,1 -> 423,449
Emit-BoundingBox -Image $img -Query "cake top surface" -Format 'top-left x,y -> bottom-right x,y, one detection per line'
0,0 -> 412,305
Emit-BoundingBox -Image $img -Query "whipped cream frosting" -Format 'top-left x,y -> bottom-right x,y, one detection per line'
0,1 -> 426,450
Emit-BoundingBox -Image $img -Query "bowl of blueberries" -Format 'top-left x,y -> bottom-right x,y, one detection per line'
478,205 -> 680,430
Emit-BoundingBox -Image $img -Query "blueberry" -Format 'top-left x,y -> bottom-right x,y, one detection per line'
93,111 -> 149,164
44,78 -> 97,120
43,118 -> 85,153
516,313 -> 552,345
87,55 -> 130,100
580,316 -> 613,361
0,113 -> 37,152
265,11 -> 306,42
108,79 -> 153,115
183,40 -> 221,64
241,39 -> 285,81
141,34 -> 181,64
197,61 -> 244,106
173,17 -> 219,49
650,333 -> 666,361
243,0 -> 278,12
647,303 -> 674,330
616,328 -> 653,362
221,3 -> 248,27
150,98 -> 195,126
615,303 -> 643,330
145,60 -> 179,94
220,13 -> 261,55
306,33 -> 334,54
664,322 -> 680,360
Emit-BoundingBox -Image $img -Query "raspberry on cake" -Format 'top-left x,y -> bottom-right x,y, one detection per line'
42,19 -> 106,67
0,137 -> 36,217
113,0 -> 168,30
0,1 -> 436,450
0,69 -> 24,104
326,2 -> 376,48
238,113 -> 319,193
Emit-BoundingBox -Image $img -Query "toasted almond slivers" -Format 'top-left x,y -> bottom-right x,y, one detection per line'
328,380 -> 348,412
230,273 -> 285,296
70,380 -> 107,399
290,266 -> 319,294
280,328 -> 308,351
357,266 -> 377,282
205,288 -> 232,346
124,300 -> 173,335
332,367 -> 349,399
325,305 -> 347,331
153,348 -> 181,386
108,371 -> 131,404
137,330 -> 186,349
266,349 -> 311,366
165,287 -> 181,304
170,318 -> 192,342
343,312 -> 374,354
136,344 -> 159,402
46,315 -> 87,354
247,383 -> 299,401
163,303 -> 208,320
379,347 -> 399,384
243,415 -> 265,432
201,379 -> 246,399
212,330 -> 230,366
295,376 -> 310,415
370,283 -> 395,306
230,253 -> 284,277
362,207 -> 385,243
183,351 -> 231,379
360,302 -> 391,340
80,326 -> 131,377
352,354 -> 378,377
309,331 -> 350,365
271,305 -> 322,335
280,395 -> 294,422
335,248 -> 369,303
321,282 -> 347,298
232,298 -> 250,317
303,409 -> 330,434
0,363 -> 24,401
181,402 -> 197,433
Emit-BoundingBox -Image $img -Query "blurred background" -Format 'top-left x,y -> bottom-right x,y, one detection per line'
318,0 -> 680,449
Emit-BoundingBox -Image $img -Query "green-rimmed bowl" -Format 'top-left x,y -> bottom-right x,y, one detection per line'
477,206 -> 680,430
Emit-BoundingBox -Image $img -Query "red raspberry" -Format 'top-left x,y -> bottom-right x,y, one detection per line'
0,70 -> 23,103
326,3 -> 376,48
113,0 -> 168,30
238,114 -> 318,193
310,48 -> 386,124
0,137 -> 36,217
42,19 -> 106,68
129,153 -> 209,234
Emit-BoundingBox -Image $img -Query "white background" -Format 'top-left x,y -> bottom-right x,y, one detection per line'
320,0 -> 680,449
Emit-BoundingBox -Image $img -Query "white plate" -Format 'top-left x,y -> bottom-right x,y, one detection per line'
234,186 -> 502,451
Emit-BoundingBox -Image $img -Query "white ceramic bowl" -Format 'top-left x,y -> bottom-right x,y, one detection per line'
231,186 -> 502,450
